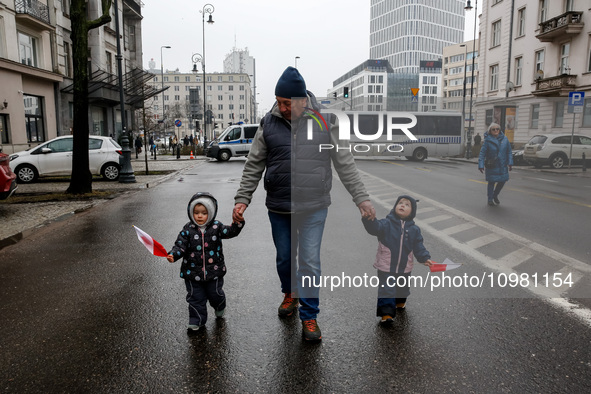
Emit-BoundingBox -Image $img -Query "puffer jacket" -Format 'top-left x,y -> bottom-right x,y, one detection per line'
362,197 -> 430,274
478,131 -> 513,182
169,192 -> 244,282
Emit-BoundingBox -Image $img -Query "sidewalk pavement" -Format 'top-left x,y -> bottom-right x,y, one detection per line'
0,155 -> 205,250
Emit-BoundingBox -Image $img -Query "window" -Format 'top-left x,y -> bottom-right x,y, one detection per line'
560,43 -> 570,74
583,98 -> 591,126
539,0 -> 547,23
174,86 -> 179,91
492,21 -> 502,47
174,95 -> 180,100
229,76 -> 234,82
535,50 -> 545,75
174,76 -> 179,82
229,86 -> 234,91
164,76 -> 168,82
217,95 -> 223,100
517,8 -> 526,37
1,115 -> 9,144
490,65 -> 499,91
218,104 -> 223,110
515,57 -> 523,86
63,42 -> 72,78
531,104 -> 540,128
128,25 -> 136,52
18,32 -> 38,67
185,76 -> 190,82
554,101 -> 564,127
106,51 -> 113,74
217,76 -> 223,82
164,95 -> 169,101
23,95 -> 45,142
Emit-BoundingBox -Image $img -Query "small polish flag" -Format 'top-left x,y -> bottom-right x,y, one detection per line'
429,258 -> 462,272
133,226 -> 168,257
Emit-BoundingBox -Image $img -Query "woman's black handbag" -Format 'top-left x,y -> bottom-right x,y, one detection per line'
484,157 -> 498,169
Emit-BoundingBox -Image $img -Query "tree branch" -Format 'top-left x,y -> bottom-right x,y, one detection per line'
88,0 -> 113,31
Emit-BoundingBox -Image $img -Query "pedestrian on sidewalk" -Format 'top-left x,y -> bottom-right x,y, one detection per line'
362,195 -> 433,325
232,66 -> 376,342
478,123 -> 513,206
167,192 -> 245,331
149,135 -> 155,156
134,135 -> 143,159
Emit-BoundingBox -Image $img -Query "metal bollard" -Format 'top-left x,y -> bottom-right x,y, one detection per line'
583,152 -> 587,172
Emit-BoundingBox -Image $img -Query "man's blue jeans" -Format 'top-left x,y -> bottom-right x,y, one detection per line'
268,209 -> 328,321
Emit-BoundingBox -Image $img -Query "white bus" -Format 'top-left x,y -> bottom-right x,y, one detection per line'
340,111 -> 463,161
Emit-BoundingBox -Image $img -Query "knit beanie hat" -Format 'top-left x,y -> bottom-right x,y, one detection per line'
275,66 -> 307,99
188,193 -> 217,227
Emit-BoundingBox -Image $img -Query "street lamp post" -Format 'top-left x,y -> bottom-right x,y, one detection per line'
114,0 -> 135,182
460,43 -> 468,156
160,45 -> 171,156
191,53 -> 204,144
465,0 -> 478,159
200,4 -> 215,142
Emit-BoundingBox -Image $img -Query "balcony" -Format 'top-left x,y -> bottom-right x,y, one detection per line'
536,11 -> 583,42
15,0 -> 51,30
532,74 -> 577,97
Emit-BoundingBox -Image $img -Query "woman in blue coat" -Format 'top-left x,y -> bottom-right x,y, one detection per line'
478,122 -> 513,206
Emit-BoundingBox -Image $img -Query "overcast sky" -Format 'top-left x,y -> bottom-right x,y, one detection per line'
141,0 -> 480,116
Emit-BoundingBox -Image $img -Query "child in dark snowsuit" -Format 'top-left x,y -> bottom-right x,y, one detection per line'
167,192 -> 244,331
362,195 -> 433,324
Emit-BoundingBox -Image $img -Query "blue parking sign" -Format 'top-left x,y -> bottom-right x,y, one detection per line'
568,92 -> 585,113
568,91 -> 585,106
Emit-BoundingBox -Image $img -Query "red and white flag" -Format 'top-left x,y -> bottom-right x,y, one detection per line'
133,225 -> 168,257
429,258 -> 462,272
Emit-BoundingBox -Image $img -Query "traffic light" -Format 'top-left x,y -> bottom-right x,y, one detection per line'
343,87 -> 349,98
333,92 -> 337,98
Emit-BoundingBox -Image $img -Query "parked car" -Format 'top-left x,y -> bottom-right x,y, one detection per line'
0,152 -> 17,199
511,149 -> 530,166
9,136 -> 122,183
206,123 -> 259,161
523,134 -> 591,169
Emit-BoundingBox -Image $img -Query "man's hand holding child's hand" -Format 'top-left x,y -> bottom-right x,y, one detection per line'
166,254 -> 174,263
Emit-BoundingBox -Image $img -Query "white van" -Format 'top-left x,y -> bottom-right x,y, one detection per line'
205,123 -> 259,161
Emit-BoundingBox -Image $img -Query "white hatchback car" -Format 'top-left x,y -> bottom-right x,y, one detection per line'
523,133 -> 591,169
9,135 -> 122,183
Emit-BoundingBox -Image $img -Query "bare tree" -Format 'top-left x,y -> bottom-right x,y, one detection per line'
66,0 -> 112,194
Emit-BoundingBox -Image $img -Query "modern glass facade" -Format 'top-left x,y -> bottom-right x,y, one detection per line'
370,0 -> 465,73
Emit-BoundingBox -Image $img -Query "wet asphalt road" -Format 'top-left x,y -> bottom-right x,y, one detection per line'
1,159 -> 591,393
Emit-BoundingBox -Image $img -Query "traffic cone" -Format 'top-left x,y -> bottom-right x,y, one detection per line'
190,151 -> 195,159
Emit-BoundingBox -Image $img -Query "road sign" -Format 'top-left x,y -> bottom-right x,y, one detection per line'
174,119 -> 182,127
411,96 -> 418,103
568,91 -> 585,113
411,88 -> 420,96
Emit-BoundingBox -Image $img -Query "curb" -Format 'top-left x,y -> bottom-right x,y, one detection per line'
0,162 -> 202,251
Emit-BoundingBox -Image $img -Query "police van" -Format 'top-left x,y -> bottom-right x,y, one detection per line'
205,123 -> 259,161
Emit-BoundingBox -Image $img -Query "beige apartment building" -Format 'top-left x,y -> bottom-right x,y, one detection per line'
476,0 -> 591,146
442,39 -> 479,139
146,68 -> 254,142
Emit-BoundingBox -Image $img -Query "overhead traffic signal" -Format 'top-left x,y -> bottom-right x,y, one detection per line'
333,92 -> 337,98
343,87 -> 349,98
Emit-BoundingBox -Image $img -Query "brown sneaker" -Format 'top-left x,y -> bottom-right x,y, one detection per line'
380,315 -> 394,325
396,302 -> 406,309
278,293 -> 298,317
302,319 -> 322,342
